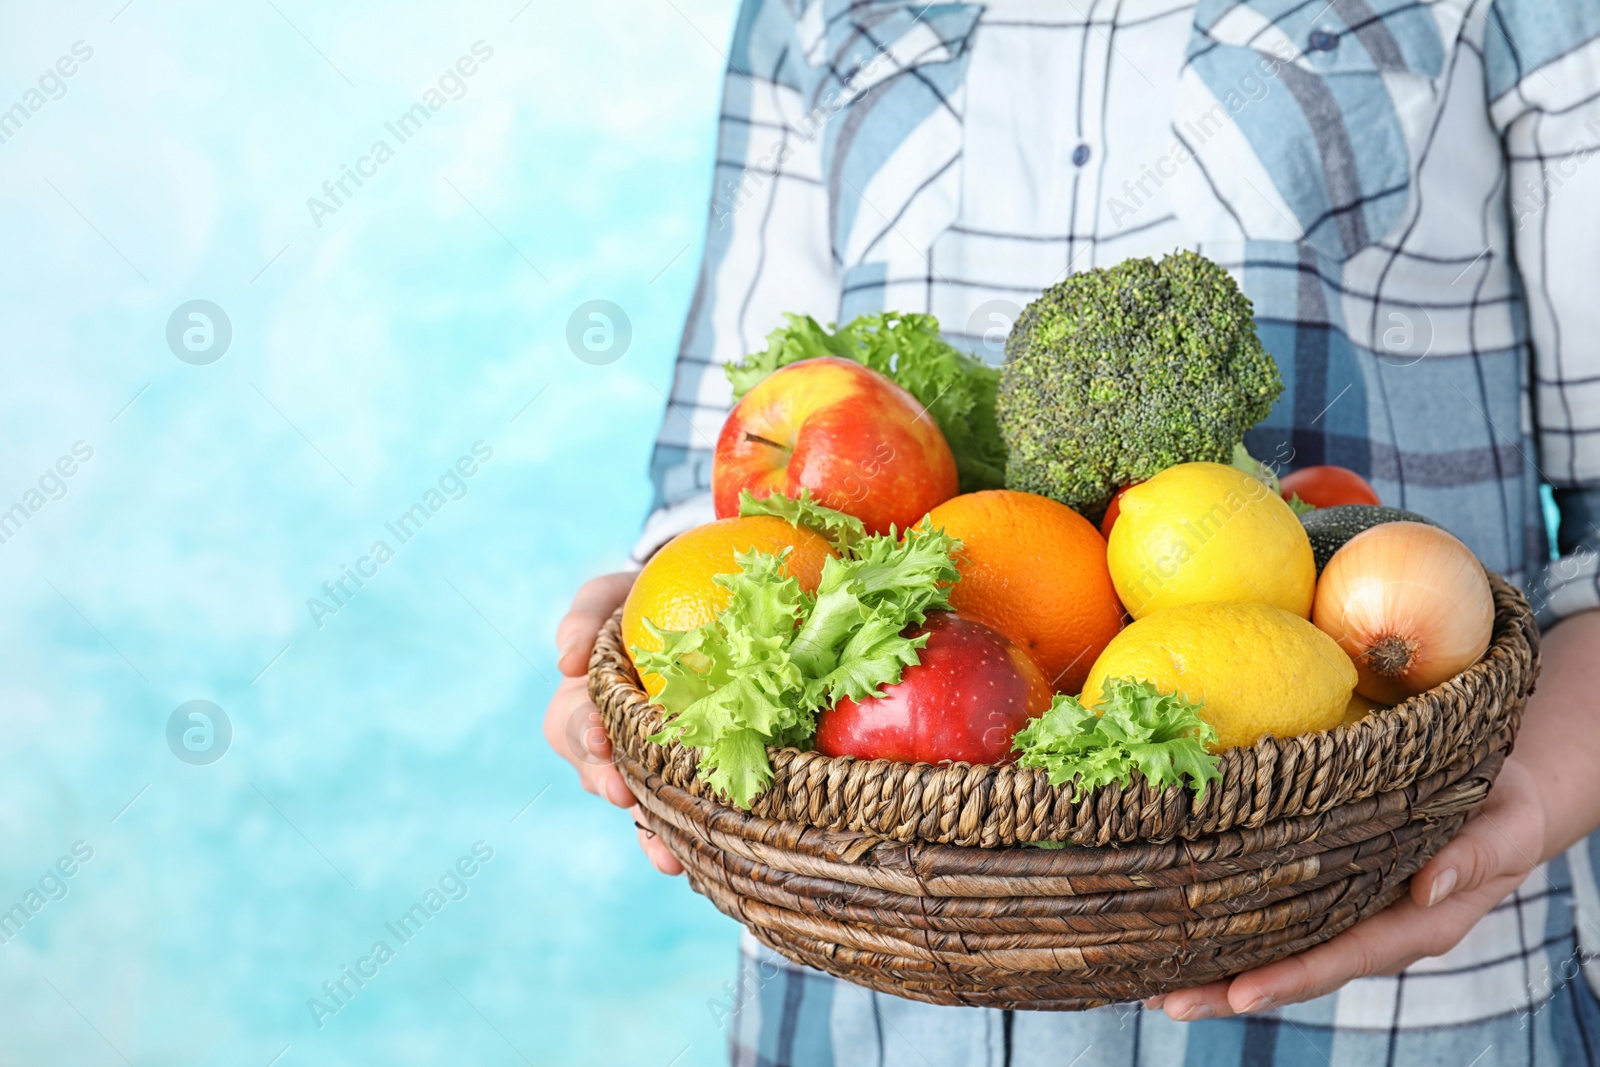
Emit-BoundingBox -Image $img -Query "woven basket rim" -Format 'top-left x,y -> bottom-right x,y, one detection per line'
591,573 -> 1538,848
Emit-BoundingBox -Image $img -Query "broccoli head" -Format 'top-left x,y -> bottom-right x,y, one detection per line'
996,251 -> 1282,518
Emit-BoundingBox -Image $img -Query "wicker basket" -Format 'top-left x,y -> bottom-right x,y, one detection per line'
589,574 -> 1539,1009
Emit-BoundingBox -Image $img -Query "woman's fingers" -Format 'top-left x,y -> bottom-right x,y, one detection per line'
634,805 -> 684,875
1230,880 -> 1513,1012
1157,760 -> 1546,1022
556,571 -> 637,676
541,675 -> 634,808
543,571 -> 641,808
544,570 -> 680,874
1159,867 -> 1523,1022
1148,981 -> 1230,1021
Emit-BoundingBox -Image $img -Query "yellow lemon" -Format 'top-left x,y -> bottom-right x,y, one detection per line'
1082,600 -> 1356,750
1339,691 -> 1388,727
1107,461 -> 1315,619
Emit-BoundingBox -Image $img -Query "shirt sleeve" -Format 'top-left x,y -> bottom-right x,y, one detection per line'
633,0 -> 841,564
1486,0 -> 1600,624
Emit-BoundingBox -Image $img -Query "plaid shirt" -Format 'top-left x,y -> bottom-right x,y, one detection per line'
636,0 -> 1600,1062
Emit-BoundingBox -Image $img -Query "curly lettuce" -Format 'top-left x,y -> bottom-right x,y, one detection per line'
1012,677 -> 1222,800
738,488 -> 866,554
635,523 -> 962,808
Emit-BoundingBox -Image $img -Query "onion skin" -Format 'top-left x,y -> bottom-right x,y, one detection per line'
1311,522 -> 1493,704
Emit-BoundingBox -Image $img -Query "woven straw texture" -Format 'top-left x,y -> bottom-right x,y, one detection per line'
590,574 -> 1538,1009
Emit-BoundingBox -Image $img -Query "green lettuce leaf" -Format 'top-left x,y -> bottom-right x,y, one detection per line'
635,524 -> 962,809
1011,677 -> 1222,801
738,489 -> 867,553
725,312 -> 1007,493
1230,445 -> 1316,513
1284,493 -> 1317,515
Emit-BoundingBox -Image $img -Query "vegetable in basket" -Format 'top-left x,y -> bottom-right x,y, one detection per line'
737,487 -> 865,553
1312,522 -> 1494,704
1012,677 -> 1222,800
634,516 -> 961,808
1299,503 -> 1441,572
996,251 -> 1282,520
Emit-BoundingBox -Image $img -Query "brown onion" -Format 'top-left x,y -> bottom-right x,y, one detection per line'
1312,522 -> 1493,704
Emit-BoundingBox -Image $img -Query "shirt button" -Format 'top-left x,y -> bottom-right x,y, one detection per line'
1072,143 -> 1091,167
1308,29 -> 1340,52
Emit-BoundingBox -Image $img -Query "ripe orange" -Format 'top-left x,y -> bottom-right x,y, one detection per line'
926,490 -> 1125,694
622,516 -> 836,696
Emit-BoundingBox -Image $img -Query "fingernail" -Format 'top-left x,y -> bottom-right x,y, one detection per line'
1427,867 -> 1459,906
1143,995 -> 1166,1009
558,638 -> 580,666
1237,995 -> 1269,1014
1177,1004 -> 1214,1021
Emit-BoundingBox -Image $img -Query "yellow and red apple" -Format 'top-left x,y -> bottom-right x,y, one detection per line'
712,357 -> 959,535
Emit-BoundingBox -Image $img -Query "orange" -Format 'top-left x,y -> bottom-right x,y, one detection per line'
622,516 -> 836,696
926,490 -> 1126,694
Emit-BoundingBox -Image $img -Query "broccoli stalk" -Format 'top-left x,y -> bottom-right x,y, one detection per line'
996,251 -> 1283,519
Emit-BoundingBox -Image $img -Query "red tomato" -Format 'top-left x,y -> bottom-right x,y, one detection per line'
1279,465 -> 1381,508
1099,484 -> 1136,539
814,612 -> 1053,765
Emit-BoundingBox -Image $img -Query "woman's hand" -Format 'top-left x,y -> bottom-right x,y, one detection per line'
542,571 -> 684,876
1149,756 -> 1545,1019
1148,751 -> 1546,1021
1148,606 -> 1600,1022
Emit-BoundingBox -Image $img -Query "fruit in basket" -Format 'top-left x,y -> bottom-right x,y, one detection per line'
724,312 -> 1007,493
1300,504 -> 1441,572
1340,691 -> 1388,726
622,516 -> 835,697
996,251 -> 1282,519
1279,465 -> 1381,509
712,356 -> 959,536
1105,461 -> 1315,619
926,490 -> 1124,693
1081,600 -> 1356,750
815,612 -> 1052,765
1313,521 -> 1494,704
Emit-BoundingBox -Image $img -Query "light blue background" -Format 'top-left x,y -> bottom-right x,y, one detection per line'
0,2 -> 742,1064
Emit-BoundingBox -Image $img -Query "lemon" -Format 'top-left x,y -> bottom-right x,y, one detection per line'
1081,600 -> 1356,750
1339,691 -> 1388,727
1107,462 -> 1315,619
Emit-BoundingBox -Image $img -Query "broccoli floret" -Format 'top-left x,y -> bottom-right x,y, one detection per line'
996,251 -> 1282,518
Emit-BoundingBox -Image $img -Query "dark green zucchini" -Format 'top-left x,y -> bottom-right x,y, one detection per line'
1300,505 -> 1441,572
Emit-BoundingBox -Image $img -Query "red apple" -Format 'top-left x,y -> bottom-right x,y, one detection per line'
712,357 -> 959,536
815,612 -> 1053,765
